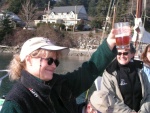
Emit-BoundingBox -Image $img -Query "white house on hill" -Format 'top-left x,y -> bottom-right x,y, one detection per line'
34,5 -> 88,27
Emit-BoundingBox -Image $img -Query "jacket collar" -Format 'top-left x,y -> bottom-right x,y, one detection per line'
144,63 -> 150,68
20,70 -> 52,96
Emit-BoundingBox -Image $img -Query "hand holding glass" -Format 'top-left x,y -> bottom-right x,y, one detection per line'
114,22 -> 131,49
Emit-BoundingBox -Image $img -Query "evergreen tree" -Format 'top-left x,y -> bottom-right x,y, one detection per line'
8,0 -> 24,14
0,12 -> 14,42
115,0 -> 128,22
56,0 -> 71,6
96,0 -> 110,17
88,0 -> 97,16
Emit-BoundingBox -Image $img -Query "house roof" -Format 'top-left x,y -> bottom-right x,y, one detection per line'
51,5 -> 85,14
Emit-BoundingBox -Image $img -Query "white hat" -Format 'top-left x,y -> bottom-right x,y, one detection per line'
20,37 -> 69,62
90,90 -> 116,113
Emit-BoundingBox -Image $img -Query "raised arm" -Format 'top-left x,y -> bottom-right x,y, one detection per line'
64,29 -> 117,97
106,29 -> 116,50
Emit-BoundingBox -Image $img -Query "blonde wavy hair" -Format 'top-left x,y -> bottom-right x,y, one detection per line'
8,49 -> 61,81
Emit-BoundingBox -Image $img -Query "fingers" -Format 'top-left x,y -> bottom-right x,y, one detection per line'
106,29 -> 116,50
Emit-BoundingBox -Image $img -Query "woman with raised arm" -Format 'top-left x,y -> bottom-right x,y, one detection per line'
1,29 -> 116,113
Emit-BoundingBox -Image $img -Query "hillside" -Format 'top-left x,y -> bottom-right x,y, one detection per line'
0,0 -> 150,42
0,0 -> 150,18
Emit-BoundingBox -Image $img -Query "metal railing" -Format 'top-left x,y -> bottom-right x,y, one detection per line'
0,70 -> 9,86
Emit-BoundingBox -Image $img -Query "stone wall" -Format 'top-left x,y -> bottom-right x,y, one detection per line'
0,31 -> 101,56
0,45 -> 20,53
0,45 -> 96,56
68,48 -> 96,57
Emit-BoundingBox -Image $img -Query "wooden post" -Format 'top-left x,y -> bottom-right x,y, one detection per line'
135,0 -> 143,57
100,0 -> 115,44
112,6 -> 116,29
136,0 -> 143,18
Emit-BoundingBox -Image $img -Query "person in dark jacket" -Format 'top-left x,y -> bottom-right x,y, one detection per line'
1,29 -> 116,113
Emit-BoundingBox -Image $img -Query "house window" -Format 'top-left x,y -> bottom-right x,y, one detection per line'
43,16 -> 46,19
50,13 -> 55,18
63,14 -> 66,18
69,12 -> 75,19
51,14 -> 54,18
71,14 -> 74,18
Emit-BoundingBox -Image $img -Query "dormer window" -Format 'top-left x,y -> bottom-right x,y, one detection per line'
50,12 -> 55,18
43,15 -> 46,19
61,13 -> 66,18
70,12 -> 75,18
51,13 -> 54,18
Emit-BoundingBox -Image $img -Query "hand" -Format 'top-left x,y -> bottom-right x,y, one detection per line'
106,29 -> 116,50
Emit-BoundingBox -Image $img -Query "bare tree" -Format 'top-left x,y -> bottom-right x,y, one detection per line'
20,0 -> 37,28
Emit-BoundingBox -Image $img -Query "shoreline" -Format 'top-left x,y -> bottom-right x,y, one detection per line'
0,45 -> 96,57
68,48 -> 96,57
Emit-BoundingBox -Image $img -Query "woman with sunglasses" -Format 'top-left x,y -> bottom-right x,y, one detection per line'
98,43 -> 150,113
141,44 -> 150,83
1,29 -> 117,113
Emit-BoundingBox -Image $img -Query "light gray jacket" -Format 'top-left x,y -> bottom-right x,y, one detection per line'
100,69 -> 150,113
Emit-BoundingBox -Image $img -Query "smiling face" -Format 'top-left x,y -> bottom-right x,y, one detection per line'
25,49 -> 59,81
39,52 -> 58,81
117,49 -> 135,65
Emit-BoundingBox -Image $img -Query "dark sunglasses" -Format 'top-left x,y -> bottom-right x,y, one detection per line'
117,52 -> 129,56
44,58 -> 59,67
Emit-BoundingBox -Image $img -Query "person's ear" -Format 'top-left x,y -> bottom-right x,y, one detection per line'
25,56 -> 32,66
87,103 -> 93,112
131,53 -> 135,58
